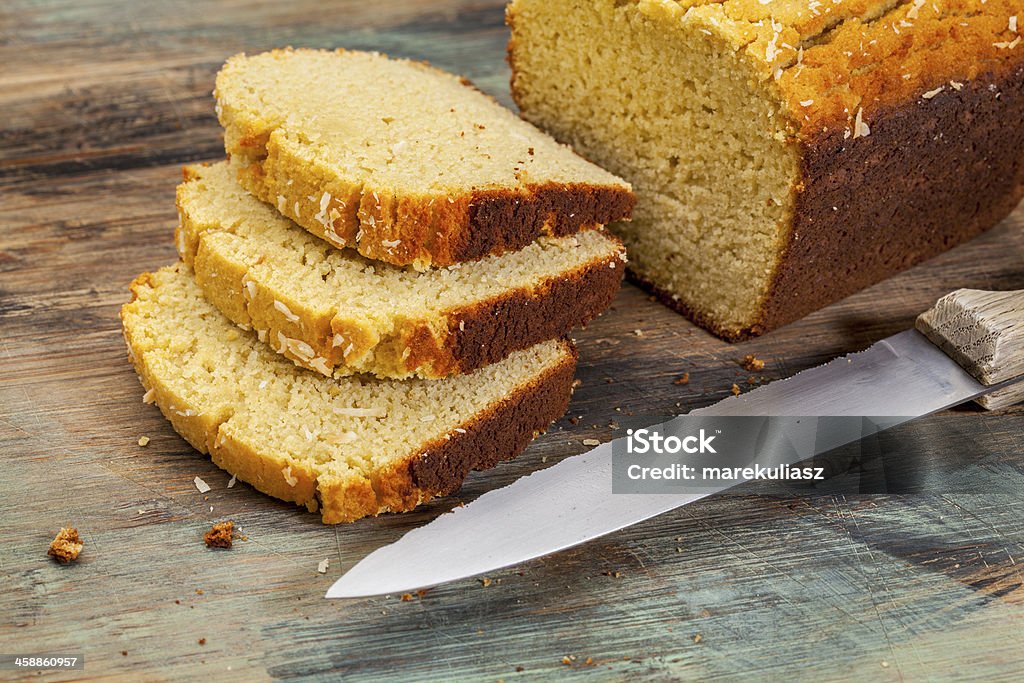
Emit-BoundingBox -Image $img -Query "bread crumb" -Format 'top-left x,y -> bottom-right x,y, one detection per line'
674,372 -> 690,385
48,527 -> 83,564
561,656 -> 572,665
227,474 -> 237,488
480,577 -> 493,587
633,329 -> 643,336
693,633 -> 703,643
198,638 -> 206,646
203,521 -> 235,549
741,354 -> 765,371
317,558 -> 330,574
194,476 -> 211,493
137,436 -> 150,447
602,570 -> 623,578
731,384 -> 741,396
582,438 -> 600,447
400,593 -> 414,602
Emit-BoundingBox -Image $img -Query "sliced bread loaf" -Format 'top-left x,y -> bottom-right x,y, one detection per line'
214,48 -> 634,270
176,162 -> 625,379
121,264 -> 577,523
509,0 -> 1024,339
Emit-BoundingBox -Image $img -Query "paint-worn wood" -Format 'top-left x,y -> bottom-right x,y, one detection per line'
2,1 -> 1023,681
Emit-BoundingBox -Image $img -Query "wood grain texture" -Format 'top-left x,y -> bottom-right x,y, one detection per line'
1,1 -> 1023,681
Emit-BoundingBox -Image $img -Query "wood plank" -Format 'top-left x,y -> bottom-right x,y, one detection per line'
1,0 -> 1023,680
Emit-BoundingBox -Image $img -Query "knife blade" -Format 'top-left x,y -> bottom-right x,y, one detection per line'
327,290 -> 1023,598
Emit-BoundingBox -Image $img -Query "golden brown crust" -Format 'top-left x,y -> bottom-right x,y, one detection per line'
774,0 -> 1024,140
316,343 -> 578,523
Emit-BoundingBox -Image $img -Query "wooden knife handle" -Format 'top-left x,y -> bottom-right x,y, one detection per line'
916,288 -> 1024,411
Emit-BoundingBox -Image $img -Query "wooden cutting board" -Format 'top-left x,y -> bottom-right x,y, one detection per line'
2,1 -> 1023,680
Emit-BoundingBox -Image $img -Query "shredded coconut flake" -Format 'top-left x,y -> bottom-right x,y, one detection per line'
274,300 -> 300,322
317,558 -> 330,574
800,99 -> 814,106
194,476 -> 211,494
949,81 -> 964,91
227,475 -> 237,488
853,107 -> 870,139
1010,15 -> 1018,32
922,86 -> 944,99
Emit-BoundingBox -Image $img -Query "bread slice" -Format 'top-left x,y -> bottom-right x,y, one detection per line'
214,48 -> 634,270
176,162 -> 624,379
509,0 -> 1024,339
121,264 -> 577,523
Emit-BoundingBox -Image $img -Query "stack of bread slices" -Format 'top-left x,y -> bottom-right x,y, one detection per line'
121,48 -> 634,523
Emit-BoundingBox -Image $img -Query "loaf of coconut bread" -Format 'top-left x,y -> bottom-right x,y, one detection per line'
176,162 -> 625,379
215,48 -> 635,270
121,265 -> 578,523
508,0 -> 1024,339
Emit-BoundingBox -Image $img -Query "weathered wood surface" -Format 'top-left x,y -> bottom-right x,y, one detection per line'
2,1 -> 1023,680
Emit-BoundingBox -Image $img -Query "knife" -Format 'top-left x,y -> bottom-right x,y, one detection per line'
327,288 -> 1024,598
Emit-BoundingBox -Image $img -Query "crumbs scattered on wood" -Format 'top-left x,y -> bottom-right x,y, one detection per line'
196,588 -> 204,595
198,638 -> 206,646
582,439 -> 600,447
317,558 -> 330,574
204,521 -> 235,549
602,570 -> 623,578
137,436 -> 150,447
400,593 -> 414,602
194,476 -> 211,493
48,527 -> 83,564
674,372 -> 690,385
480,577 -> 493,587
741,354 -> 765,371
731,384 -> 741,396
693,633 -> 703,643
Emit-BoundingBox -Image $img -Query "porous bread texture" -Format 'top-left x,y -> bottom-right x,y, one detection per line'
120,265 -> 577,523
215,48 -> 635,270
176,162 -> 625,380
509,0 -> 1024,339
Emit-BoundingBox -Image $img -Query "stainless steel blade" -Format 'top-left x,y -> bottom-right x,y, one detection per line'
327,330 -> 994,598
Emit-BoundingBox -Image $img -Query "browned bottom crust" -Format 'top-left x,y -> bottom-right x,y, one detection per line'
316,343 -> 578,523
